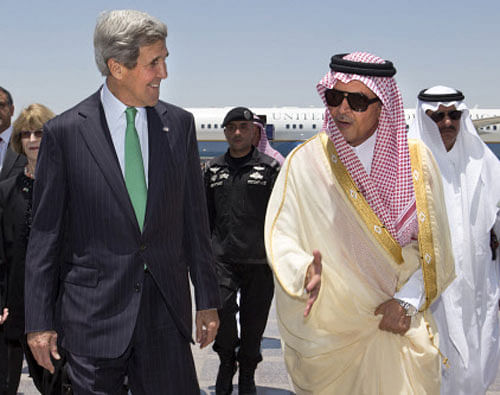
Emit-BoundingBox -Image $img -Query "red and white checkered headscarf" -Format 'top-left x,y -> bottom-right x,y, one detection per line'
317,52 -> 417,246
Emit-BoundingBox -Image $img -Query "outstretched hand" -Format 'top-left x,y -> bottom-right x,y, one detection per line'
304,250 -> 322,317
374,299 -> 410,335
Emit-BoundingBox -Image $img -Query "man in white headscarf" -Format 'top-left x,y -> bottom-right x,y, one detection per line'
264,52 -> 456,394
409,86 -> 500,395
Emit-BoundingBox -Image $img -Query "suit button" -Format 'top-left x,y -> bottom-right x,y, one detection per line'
140,244 -> 147,251
135,283 -> 141,292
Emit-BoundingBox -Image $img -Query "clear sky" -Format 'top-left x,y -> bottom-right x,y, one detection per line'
2,0 -> 499,117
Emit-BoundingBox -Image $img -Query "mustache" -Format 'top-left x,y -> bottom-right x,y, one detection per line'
334,115 -> 353,123
439,125 -> 457,133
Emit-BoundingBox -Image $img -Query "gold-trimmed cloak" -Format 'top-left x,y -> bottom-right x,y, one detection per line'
265,132 -> 455,394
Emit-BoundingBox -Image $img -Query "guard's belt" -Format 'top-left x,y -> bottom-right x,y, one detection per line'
330,53 -> 397,77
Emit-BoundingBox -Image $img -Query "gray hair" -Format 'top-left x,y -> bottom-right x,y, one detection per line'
94,10 -> 167,76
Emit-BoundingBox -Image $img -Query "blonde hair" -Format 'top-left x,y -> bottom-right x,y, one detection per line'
11,103 -> 55,155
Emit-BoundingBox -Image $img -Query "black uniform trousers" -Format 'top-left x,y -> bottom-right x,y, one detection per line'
66,271 -> 199,395
213,262 -> 274,365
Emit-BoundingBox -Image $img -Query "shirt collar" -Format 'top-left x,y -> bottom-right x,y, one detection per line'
0,125 -> 13,144
101,81 -> 146,121
351,130 -> 377,173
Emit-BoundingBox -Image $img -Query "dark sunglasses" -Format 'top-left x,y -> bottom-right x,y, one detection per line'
325,88 -> 380,112
428,110 -> 462,123
20,130 -> 43,139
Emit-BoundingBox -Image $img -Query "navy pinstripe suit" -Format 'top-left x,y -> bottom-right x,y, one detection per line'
24,89 -> 220,392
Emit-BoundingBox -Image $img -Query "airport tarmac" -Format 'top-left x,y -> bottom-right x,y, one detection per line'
15,298 -> 500,394
17,296 -> 293,395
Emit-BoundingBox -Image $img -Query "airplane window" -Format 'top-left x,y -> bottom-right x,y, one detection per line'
292,124 -> 296,129
201,124 -> 205,129
299,124 -> 303,129
494,126 -> 497,130
286,124 -> 290,129
312,124 -> 316,129
214,124 -> 218,129
207,124 -> 211,129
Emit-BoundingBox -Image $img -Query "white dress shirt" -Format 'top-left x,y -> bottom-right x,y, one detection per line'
100,82 -> 149,186
352,132 -> 424,310
0,125 -> 13,171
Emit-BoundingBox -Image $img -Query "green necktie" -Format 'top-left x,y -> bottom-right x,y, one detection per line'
125,107 -> 147,232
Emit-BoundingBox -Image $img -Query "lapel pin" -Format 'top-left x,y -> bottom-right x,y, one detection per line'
163,126 -> 169,132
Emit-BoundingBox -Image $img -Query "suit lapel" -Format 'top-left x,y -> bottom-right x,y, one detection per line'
143,102 -> 174,234
76,91 -> 138,231
0,148 -> 18,180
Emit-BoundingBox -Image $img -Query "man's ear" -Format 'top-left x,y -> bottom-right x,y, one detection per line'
107,58 -> 124,80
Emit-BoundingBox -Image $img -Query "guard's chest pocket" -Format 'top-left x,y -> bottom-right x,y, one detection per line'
208,168 -> 230,189
246,166 -> 268,187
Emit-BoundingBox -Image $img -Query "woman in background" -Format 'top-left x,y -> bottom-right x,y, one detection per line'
0,103 -> 55,394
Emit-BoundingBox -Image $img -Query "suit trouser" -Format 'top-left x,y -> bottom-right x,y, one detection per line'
213,262 -> 274,366
66,271 -> 199,395
0,329 -> 7,394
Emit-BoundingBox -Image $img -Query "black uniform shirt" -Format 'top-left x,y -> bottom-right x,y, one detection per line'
204,147 -> 280,264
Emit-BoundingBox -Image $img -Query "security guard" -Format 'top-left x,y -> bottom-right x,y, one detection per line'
205,107 -> 280,395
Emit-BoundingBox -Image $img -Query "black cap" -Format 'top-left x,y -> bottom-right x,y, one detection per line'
330,53 -> 396,77
222,107 -> 255,127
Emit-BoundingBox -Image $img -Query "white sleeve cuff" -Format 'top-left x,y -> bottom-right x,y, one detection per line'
394,268 -> 424,310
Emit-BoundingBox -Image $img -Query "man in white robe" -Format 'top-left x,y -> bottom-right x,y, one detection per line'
409,86 -> 500,395
264,52 -> 455,394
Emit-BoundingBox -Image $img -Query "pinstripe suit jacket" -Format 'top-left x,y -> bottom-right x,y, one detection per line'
24,90 -> 220,358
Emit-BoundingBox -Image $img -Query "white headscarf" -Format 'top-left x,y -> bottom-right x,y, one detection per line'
409,85 -> 500,233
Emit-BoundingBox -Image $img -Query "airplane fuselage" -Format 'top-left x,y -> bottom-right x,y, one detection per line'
189,106 -> 500,159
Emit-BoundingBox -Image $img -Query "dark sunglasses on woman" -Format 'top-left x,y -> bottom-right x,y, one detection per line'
20,130 -> 43,139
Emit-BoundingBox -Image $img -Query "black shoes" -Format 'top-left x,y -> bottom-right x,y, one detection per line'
215,359 -> 237,395
238,366 -> 257,395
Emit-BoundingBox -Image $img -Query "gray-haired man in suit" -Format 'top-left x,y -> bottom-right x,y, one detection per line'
25,10 -> 220,394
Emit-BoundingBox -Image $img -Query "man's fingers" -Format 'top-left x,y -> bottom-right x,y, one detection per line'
0,308 -> 9,324
305,275 -> 320,293
198,328 -> 208,349
312,250 -> 322,269
304,251 -> 323,317
377,303 -> 411,335
304,289 -> 319,317
195,322 -> 202,343
195,309 -> 219,348
199,321 -> 218,349
304,299 -> 313,317
374,305 -> 382,316
198,323 -> 215,349
27,331 -> 58,374
206,321 -> 218,340
49,336 -> 61,360
31,346 -> 55,374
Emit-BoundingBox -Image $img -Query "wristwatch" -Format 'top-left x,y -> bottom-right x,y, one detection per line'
395,299 -> 418,317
